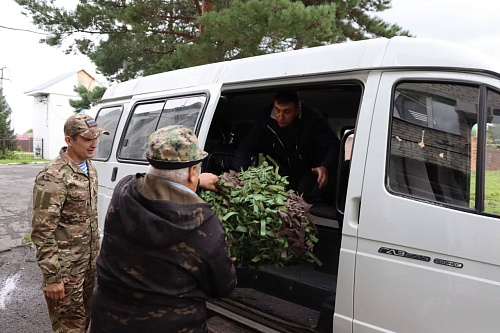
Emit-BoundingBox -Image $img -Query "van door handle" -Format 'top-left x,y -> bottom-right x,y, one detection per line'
111,167 -> 118,182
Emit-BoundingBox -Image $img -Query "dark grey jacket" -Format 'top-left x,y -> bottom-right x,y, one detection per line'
90,173 -> 236,333
233,102 -> 340,190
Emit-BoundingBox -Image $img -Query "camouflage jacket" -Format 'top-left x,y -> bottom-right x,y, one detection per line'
32,147 -> 100,284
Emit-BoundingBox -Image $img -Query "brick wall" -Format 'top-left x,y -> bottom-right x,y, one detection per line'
470,138 -> 500,171
391,118 -> 470,174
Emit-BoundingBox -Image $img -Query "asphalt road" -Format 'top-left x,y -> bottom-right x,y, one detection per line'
0,163 -> 53,333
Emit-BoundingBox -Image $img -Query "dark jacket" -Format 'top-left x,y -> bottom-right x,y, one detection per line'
90,173 -> 236,333
233,102 -> 340,190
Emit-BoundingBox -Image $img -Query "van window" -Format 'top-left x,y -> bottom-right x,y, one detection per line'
94,106 -> 123,160
389,82 -> 479,208
118,95 -> 206,160
158,96 -> 205,129
485,89 -> 500,215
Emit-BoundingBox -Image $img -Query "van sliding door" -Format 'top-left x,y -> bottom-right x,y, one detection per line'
354,72 -> 500,333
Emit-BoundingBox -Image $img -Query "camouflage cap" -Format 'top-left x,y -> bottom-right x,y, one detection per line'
64,114 -> 109,139
146,125 -> 208,170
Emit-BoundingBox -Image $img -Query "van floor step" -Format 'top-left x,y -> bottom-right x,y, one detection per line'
237,264 -> 337,312
206,315 -> 259,333
229,288 -> 319,329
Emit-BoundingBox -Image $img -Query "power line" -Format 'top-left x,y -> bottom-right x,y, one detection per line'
0,24 -> 47,35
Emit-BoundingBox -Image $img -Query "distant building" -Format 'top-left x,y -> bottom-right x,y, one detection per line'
16,132 -> 33,153
25,70 -> 102,159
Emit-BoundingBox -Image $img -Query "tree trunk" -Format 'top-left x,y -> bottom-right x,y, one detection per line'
200,0 -> 214,34
202,0 -> 214,13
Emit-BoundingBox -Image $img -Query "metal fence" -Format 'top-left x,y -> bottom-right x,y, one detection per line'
0,138 -> 44,159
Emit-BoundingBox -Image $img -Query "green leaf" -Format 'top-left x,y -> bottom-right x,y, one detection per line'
251,255 -> 262,263
222,211 -> 239,221
307,252 -> 323,266
267,184 -> 285,192
260,219 -> 267,236
235,225 -> 247,232
309,234 -> 319,243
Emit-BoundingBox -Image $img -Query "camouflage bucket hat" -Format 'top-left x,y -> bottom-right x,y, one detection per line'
146,125 -> 208,170
64,114 -> 109,139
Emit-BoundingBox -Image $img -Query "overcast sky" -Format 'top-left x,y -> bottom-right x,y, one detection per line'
1,0 -> 500,134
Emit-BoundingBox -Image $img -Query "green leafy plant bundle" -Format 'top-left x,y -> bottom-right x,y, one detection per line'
201,161 -> 321,267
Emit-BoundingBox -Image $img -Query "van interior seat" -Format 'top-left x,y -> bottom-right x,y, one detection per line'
402,157 -> 436,201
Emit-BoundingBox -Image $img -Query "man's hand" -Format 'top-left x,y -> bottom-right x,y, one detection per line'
44,281 -> 65,301
199,173 -> 219,192
311,166 -> 329,189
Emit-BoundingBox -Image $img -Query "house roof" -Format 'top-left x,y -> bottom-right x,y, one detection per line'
24,69 -> 93,96
17,133 -> 33,140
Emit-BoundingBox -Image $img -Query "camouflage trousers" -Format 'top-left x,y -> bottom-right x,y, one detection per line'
43,267 -> 96,333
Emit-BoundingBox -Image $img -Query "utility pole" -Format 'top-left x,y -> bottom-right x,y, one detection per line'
0,67 -> 9,89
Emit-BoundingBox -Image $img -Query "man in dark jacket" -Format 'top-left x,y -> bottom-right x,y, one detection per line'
233,91 -> 340,201
90,125 -> 237,333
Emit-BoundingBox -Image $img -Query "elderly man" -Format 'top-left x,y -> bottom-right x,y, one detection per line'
32,113 -> 108,333
90,125 -> 237,333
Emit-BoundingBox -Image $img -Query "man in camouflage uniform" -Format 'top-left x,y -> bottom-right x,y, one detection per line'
32,114 -> 108,333
90,125 -> 237,333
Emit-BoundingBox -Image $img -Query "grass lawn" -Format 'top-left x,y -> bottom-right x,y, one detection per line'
0,158 -> 48,165
471,170 -> 500,215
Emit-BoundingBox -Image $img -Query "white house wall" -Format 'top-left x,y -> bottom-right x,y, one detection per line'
32,98 -> 50,159
33,93 -> 78,159
50,93 -> 76,158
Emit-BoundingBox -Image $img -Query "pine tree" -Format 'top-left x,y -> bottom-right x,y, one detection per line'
69,85 -> 107,113
0,88 -> 15,157
16,0 -> 409,82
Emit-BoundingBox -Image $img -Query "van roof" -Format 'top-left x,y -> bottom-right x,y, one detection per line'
101,36 -> 500,102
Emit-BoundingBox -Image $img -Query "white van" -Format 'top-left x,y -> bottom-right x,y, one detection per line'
92,36 -> 500,333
